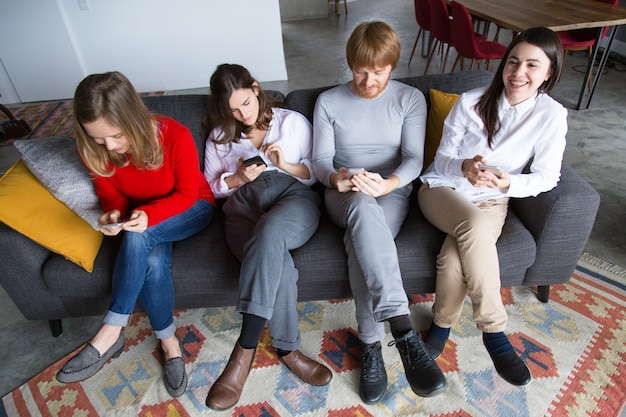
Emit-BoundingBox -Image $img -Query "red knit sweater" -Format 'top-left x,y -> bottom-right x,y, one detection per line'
93,116 -> 215,227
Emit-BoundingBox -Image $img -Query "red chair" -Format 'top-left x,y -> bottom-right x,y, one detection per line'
408,0 -> 432,66
449,1 -> 507,71
556,0 -> 618,87
424,0 -> 454,74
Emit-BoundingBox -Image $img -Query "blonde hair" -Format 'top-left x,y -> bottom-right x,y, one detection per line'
73,71 -> 163,177
346,21 -> 401,70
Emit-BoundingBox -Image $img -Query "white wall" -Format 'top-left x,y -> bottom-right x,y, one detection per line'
0,0 -> 287,104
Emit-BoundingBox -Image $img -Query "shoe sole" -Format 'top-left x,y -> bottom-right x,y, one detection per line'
411,382 -> 448,398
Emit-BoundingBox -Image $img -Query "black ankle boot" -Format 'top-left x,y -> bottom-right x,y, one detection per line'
389,330 -> 447,397
359,341 -> 387,404
483,333 -> 531,386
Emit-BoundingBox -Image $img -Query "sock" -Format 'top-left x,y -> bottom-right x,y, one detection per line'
239,313 -> 267,349
387,315 -> 414,339
426,322 -> 450,344
276,348 -> 292,357
483,332 -> 514,358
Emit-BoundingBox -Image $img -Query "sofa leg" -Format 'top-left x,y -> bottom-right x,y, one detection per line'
537,285 -> 550,303
49,319 -> 63,337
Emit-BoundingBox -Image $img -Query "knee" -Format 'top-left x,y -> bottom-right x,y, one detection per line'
346,195 -> 381,222
456,210 -> 490,238
146,253 -> 170,280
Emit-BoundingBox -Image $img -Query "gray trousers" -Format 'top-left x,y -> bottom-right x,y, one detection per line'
222,170 -> 321,351
324,184 -> 412,344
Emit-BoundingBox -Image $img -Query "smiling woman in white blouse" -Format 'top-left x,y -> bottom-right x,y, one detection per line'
418,27 -> 567,388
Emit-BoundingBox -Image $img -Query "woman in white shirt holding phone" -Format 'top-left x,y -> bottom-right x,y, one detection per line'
202,64 -> 331,411
418,27 -> 567,387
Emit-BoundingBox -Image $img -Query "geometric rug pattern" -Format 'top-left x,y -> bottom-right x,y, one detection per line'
2,255 -> 625,416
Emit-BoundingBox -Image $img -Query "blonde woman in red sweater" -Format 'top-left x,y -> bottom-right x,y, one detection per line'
56,71 -> 215,397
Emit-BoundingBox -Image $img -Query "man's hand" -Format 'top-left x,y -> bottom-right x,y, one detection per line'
351,171 -> 399,197
332,168 -> 355,193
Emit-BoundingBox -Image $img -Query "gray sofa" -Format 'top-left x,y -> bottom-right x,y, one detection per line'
0,70 -> 600,337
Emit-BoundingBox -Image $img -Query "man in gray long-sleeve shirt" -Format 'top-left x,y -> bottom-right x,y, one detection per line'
312,20 -> 447,403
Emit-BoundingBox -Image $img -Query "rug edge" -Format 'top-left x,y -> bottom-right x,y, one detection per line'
579,252 -> 626,281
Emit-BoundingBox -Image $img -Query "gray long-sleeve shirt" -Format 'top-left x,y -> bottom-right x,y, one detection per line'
312,80 -> 427,189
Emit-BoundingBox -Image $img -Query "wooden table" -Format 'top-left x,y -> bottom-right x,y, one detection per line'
452,0 -> 626,109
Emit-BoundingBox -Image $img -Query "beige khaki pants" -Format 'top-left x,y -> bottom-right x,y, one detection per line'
418,183 -> 509,332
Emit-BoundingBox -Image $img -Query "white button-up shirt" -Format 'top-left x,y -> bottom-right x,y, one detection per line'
204,107 -> 316,199
420,87 -> 568,202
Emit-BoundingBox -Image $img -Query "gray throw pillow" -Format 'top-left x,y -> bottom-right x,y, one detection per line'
13,137 -> 101,230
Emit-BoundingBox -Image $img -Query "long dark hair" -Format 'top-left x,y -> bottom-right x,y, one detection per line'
202,64 -> 273,145
475,27 -> 563,147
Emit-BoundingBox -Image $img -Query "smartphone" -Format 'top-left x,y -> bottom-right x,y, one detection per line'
478,164 -> 502,177
348,168 -> 365,178
100,221 -> 126,229
243,155 -> 266,167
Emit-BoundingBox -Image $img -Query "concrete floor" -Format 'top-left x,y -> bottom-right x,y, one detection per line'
1,0 -> 625,402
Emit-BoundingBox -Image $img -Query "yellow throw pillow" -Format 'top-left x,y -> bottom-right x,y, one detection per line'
0,160 -> 103,272
424,89 -> 460,173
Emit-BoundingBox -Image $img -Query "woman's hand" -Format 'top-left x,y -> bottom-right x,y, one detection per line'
225,157 -> 265,189
263,143 -> 311,180
98,210 -> 124,236
263,143 -> 284,169
123,210 -> 148,232
462,155 -> 511,189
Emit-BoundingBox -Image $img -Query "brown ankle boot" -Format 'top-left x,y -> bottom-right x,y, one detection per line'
279,350 -> 333,386
205,342 -> 256,410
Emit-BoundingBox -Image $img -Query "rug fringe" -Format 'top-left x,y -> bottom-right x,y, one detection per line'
579,252 -> 626,281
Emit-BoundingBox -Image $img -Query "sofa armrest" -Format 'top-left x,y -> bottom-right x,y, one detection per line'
0,222 -> 70,320
509,162 -> 600,286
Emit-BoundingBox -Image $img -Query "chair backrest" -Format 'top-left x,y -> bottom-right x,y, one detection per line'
429,0 -> 453,44
449,1 -> 480,58
414,0 -> 431,32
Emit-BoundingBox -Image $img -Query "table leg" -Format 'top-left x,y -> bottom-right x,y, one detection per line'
576,26 -> 616,110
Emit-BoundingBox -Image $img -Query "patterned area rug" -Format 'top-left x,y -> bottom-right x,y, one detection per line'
2,255 -> 625,417
0,92 -> 166,147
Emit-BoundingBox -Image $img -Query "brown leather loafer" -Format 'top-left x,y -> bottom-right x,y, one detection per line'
279,350 -> 333,386
205,342 -> 256,410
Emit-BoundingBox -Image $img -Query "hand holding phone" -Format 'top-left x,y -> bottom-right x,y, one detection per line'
478,164 -> 502,177
100,221 -> 126,229
348,168 -> 365,178
101,221 -> 125,229
243,155 -> 266,167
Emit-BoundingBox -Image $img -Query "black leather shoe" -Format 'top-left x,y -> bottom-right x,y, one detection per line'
389,330 -> 447,397
359,341 -> 387,404
489,350 -> 532,386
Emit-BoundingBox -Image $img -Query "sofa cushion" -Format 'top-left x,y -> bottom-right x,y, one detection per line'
14,137 -> 101,230
0,160 -> 103,272
424,89 -> 460,171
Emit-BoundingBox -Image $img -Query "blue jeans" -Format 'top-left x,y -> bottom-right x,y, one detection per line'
104,200 -> 214,340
